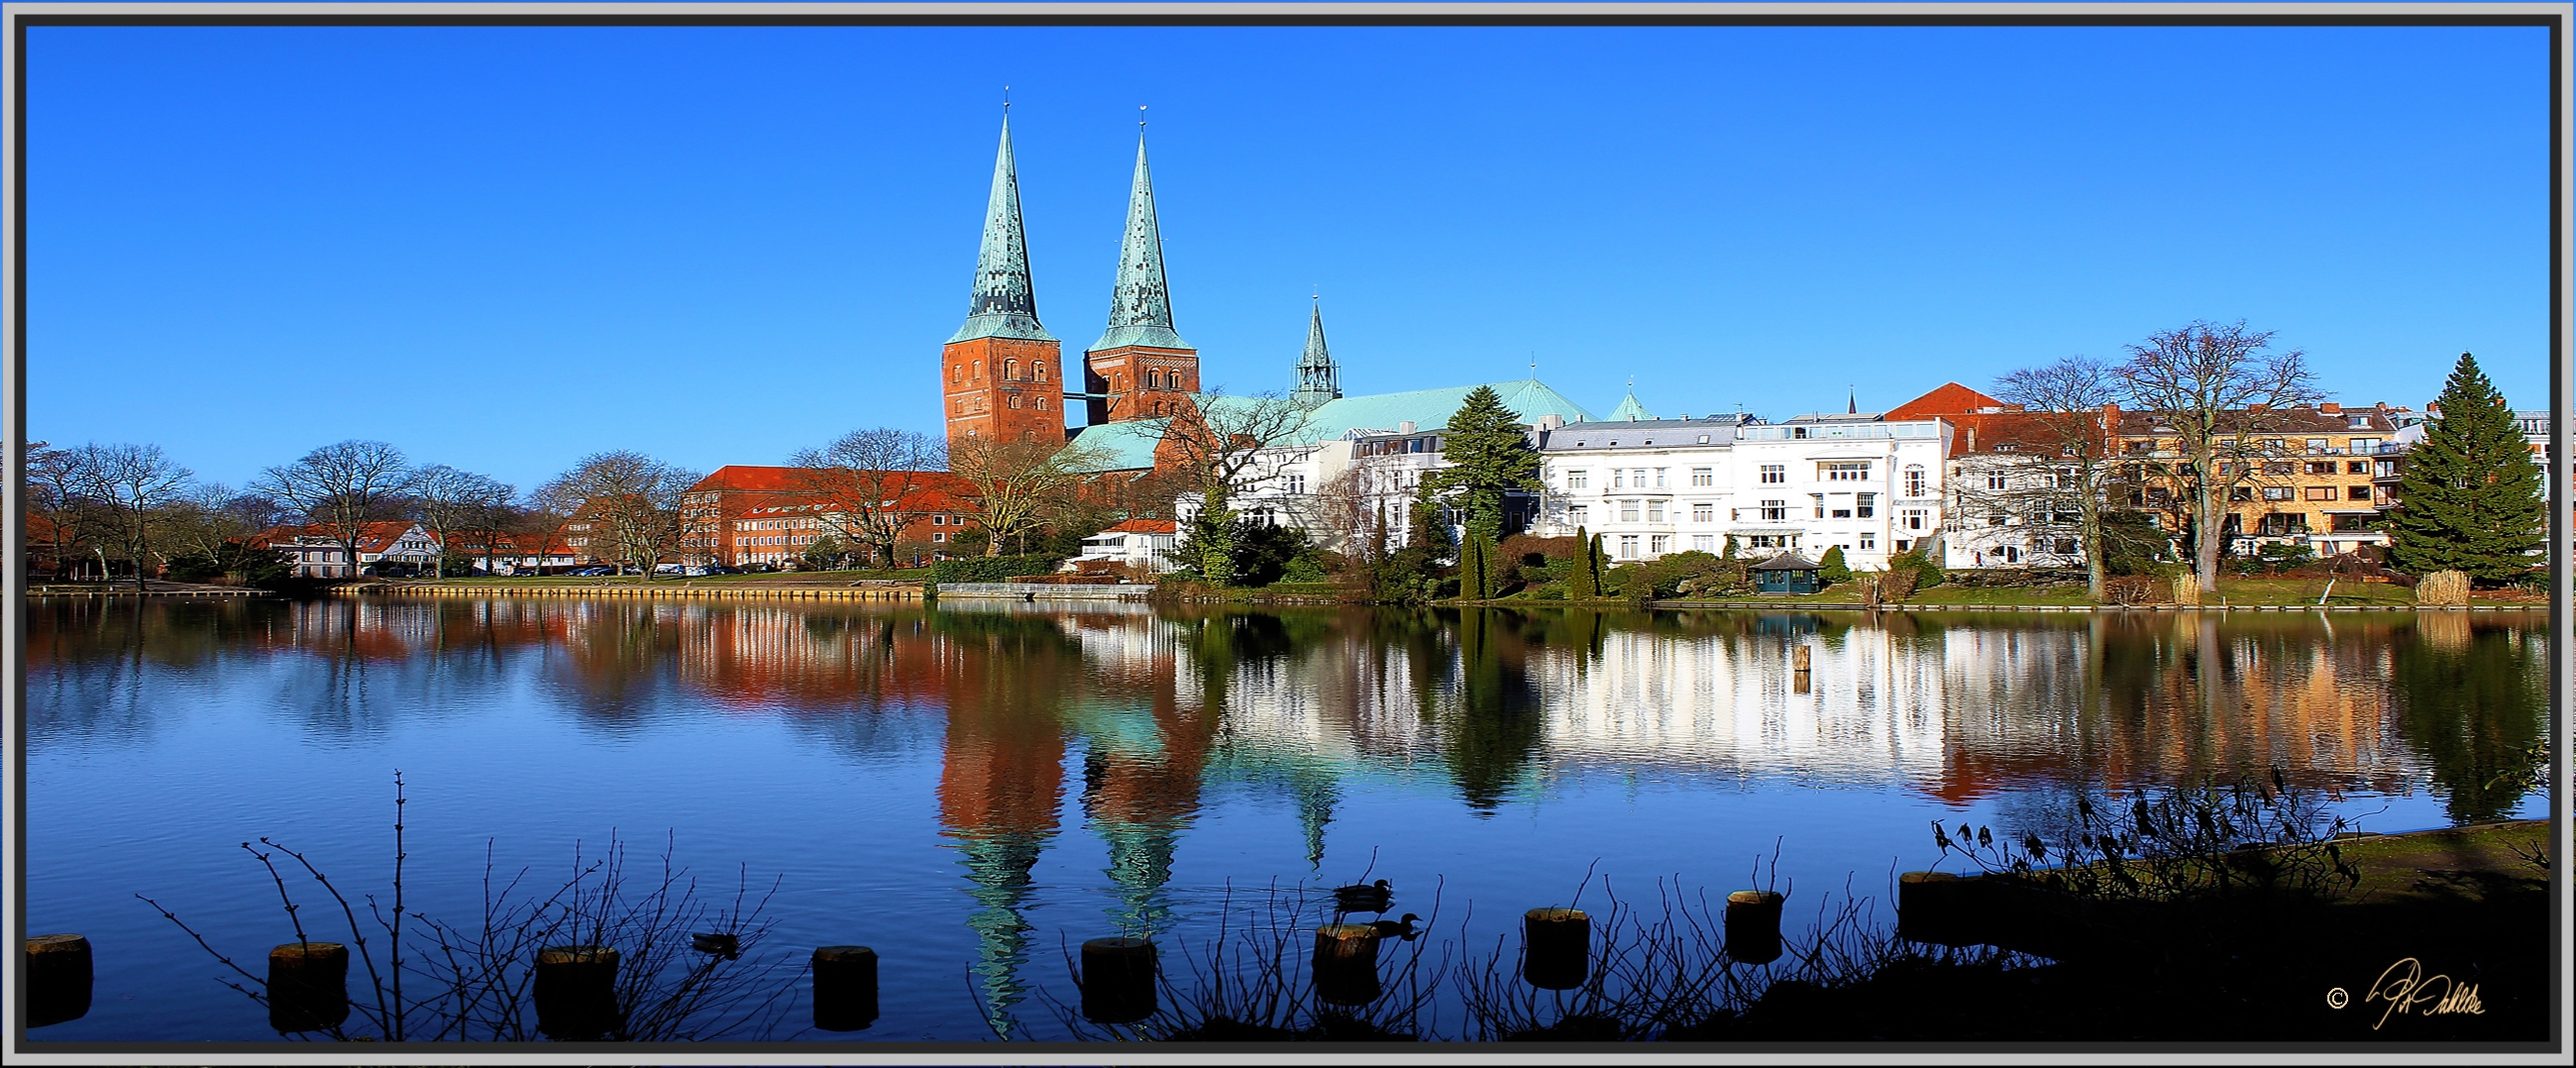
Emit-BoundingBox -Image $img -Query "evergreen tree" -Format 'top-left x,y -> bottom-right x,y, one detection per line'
1818,545 -> 1851,585
2388,353 -> 2545,584
1422,385 -> 1542,546
1567,525 -> 1598,599
1460,532 -> 1493,600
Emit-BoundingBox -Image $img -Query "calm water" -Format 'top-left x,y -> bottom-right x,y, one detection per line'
24,596 -> 2550,1042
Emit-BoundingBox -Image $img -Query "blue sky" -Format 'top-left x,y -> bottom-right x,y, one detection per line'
28,23 -> 2551,493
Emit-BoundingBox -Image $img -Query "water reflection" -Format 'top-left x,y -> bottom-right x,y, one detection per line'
26,596 -> 2552,1035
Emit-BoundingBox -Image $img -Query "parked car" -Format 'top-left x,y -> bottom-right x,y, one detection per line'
567,566 -> 612,577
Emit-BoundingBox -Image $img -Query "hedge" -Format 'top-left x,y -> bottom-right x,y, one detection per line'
930,555 -> 1066,584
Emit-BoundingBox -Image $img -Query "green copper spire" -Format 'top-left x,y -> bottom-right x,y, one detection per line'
1608,389 -> 1654,422
1291,299 -> 1342,409
949,114 -> 1056,345
1090,132 -> 1190,353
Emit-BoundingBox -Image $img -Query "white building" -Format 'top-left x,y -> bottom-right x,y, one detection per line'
1532,413 -> 1752,561
1068,518 -> 1183,574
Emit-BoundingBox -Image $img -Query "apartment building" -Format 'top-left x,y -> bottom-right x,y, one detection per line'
1532,416 -> 1749,561
2115,403 -> 2403,558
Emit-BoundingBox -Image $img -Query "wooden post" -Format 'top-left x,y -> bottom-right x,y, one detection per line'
268,941 -> 350,1032
1079,936 -> 1155,1024
810,945 -> 879,1031
1896,872 -> 1979,947
25,934 -> 92,1028
1311,923 -> 1382,1007
1723,891 -> 1784,965
1522,908 -> 1589,990
534,945 -> 622,1040
1792,646 -> 1811,672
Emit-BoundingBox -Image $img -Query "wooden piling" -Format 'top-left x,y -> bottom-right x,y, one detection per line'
1723,891 -> 1784,965
810,945 -> 879,1031
1079,937 -> 1156,1024
534,945 -> 622,1040
1896,872 -> 1979,947
268,941 -> 350,1032
1522,908 -> 1590,990
25,933 -> 92,1028
1311,923 -> 1383,1007
1792,646 -> 1811,672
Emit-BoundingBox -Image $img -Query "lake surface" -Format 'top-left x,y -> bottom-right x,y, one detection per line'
23,596 -> 2551,1042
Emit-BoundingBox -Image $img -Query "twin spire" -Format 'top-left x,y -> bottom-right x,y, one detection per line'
1091,134 -> 1188,353
948,115 -> 1054,344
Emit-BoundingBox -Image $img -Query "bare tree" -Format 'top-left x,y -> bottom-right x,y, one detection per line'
540,451 -> 702,580
2113,321 -> 2323,590
410,465 -> 516,578
947,437 -> 1114,558
786,427 -> 949,568
254,441 -> 415,581
160,482 -> 286,575
28,444 -> 110,581
75,443 -> 194,589
1983,356 -> 2123,599
1312,465 -> 1390,589
1155,390 -> 1313,583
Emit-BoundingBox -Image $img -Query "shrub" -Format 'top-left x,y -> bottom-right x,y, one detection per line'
1818,546 -> 1852,585
2415,570 -> 2471,605
1881,549 -> 1943,594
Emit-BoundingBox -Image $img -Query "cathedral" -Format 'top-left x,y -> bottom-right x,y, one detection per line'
939,113 -> 1268,452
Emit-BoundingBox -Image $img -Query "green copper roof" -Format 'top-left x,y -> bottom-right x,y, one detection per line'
1089,136 -> 1189,353
1065,418 -> 1169,472
1606,390 -> 1655,422
1200,379 -> 1598,446
949,116 -> 1056,345
1291,302 -> 1342,409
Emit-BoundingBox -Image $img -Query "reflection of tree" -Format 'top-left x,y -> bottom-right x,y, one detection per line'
2392,617 -> 2547,822
1442,609 -> 1544,811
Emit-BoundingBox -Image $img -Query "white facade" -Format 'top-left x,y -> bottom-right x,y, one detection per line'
1069,521 -> 1184,574
1535,416 -> 1950,570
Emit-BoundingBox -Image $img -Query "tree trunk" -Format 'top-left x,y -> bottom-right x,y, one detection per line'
2194,474 -> 2222,591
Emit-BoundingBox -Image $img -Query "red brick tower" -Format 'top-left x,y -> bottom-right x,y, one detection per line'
945,114 -> 1067,448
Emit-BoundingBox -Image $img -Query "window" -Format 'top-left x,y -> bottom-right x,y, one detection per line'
1647,501 -> 1665,522
1691,467 -> 1714,487
1691,502 -> 1714,523
1761,464 -> 1785,484
1859,532 -> 1876,551
2304,486 -> 2337,501
2306,438 -> 2329,453
1567,504 -> 1588,525
1831,501 -> 1853,519
2262,486 -> 2295,501
2349,415 -> 2372,429
933,514 -> 947,525
1287,474 -> 1307,494
1901,508 -> 1926,531
2305,462 -> 2336,476
1613,470 -> 1627,488
1034,362 -> 1047,381
1761,499 -> 1788,521
973,360 -> 982,378
1811,494 -> 1827,518
952,365 -> 963,382
2230,487 -> 2254,502
1986,474 -> 2008,490
1005,360 -> 1020,379
2003,546 -> 2022,564
2348,437 -> 2378,454
2330,514 -> 2371,532
1655,469 -> 1669,487
1567,470 -> 1588,489
932,531 -> 947,543
1036,395 -> 1048,410
2054,537 -> 2078,555
1618,535 -> 1640,558
1634,469 -> 1649,486
2345,461 -> 2369,474
2258,513 -> 2308,535
1857,493 -> 1877,518
1823,462 -> 1871,481
2347,485 -> 2371,500
1650,535 -> 1670,555
1693,535 -> 1715,552
2265,462 -> 2296,476
1620,500 -> 1640,522
1904,466 -> 1926,496
1010,394 -> 1022,409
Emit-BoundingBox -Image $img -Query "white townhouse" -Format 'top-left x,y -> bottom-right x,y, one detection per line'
1532,412 -> 1753,561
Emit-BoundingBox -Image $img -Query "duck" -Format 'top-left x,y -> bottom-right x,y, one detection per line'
1333,878 -> 1393,913
691,932 -> 741,960
1367,913 -> 1422,941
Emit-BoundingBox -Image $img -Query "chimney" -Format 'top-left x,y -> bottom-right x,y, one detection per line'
1537,413 -> 1565,431
2319,402 -> 2341,415
1398,420 -> 1418,434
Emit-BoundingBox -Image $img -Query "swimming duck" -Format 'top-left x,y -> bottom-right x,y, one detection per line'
1334,878 -> 1393,913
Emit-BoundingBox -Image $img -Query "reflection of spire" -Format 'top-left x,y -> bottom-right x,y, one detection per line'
950,831 -> 1049,1034
1292,775 -> 1338,869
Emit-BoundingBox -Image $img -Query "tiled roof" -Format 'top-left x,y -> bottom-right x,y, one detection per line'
1947,411 -> 2108,458
1104,518 -> 1178,534
2116,408 -> 2397,435
1887,382 -> 2006,419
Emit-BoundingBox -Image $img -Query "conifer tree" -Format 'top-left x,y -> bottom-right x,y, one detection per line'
2388,352 -> 2546,583
1567,525 -> 1598,599
1818,545 -> 1851,585
1423,385 -> 1542,547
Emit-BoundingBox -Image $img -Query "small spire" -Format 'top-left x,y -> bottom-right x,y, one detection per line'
1292,297 -> 1341,409
1608,385 -> 1654,423
1848,385 -> 1857,414
1090,115 -> 1188,353
948,111 -> 1053,344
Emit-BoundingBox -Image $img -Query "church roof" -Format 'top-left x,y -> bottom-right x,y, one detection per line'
1263,378 -> 1600,444
1064,418 -> 1170,472
1089,135 -> 1190,353
949,115 -> 1055,345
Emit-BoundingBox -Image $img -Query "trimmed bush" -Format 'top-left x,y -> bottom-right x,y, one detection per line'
930,555 -> 1066,584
